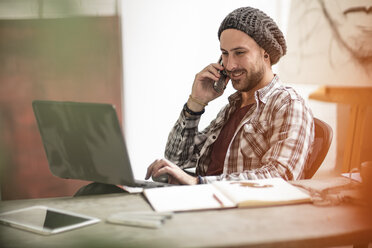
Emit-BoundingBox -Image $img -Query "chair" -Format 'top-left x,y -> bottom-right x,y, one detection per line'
304,118 -> 333,179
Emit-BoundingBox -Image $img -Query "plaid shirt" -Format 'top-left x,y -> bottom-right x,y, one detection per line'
165,75 -> 314,183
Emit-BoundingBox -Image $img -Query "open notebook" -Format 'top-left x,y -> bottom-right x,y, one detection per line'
144,178 -> 311,212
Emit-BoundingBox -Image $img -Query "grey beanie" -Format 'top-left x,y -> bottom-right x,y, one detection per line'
218,7 -> 286,65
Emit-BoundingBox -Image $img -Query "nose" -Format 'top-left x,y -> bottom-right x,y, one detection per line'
223,56 -> 237,72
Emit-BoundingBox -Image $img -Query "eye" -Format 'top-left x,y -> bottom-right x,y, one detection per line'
235,50 -> 245,56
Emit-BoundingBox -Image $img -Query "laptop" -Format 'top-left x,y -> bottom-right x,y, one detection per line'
32,100 -> 168,188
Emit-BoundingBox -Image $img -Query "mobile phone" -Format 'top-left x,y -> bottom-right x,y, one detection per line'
213,57 -> 228,93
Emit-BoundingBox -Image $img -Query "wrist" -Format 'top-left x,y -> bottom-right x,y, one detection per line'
186,95 -> 207,113
186,99 -> 203,112
196,175 -> 203,184
189,95 -> 208,108
183,103 -> 205,116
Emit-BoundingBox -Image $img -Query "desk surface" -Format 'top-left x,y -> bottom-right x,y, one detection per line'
0,177 -> 371,248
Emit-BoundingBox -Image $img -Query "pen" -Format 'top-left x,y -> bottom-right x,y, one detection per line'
213,193 -> 224,207
106,216 -> 162,229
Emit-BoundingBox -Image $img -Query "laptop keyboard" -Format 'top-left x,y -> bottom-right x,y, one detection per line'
135,179 -> 169,188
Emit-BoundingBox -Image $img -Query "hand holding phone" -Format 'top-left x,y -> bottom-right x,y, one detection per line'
213,57 -> 228,93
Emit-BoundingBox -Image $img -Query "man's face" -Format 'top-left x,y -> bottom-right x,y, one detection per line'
220,29 -> 266,92
320,0 -> 372,60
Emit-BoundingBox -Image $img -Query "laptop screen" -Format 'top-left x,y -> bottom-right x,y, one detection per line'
32,100 -> 136,186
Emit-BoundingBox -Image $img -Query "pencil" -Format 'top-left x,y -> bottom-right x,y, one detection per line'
213,193 -> 225,207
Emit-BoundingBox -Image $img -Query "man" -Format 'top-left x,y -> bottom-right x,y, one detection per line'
146,7 -> 314,185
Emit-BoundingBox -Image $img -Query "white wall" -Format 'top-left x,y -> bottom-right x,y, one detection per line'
120,0 -> 292,179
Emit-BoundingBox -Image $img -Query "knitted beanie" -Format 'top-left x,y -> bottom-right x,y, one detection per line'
218,7 -> 287,65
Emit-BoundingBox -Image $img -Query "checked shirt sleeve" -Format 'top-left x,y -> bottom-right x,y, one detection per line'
164,110 -> 208,169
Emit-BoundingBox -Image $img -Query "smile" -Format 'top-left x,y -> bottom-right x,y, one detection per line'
229,70 -> 245,79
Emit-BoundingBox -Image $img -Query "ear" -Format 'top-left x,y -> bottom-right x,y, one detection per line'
263,52 -> 272,67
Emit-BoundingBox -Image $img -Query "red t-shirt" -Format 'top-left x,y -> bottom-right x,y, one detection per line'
206,104 -> 253,176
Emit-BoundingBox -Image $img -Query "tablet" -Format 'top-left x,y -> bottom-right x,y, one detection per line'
0,205 -> 100,235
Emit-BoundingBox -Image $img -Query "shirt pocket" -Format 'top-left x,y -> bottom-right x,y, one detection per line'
240,121 -> 269,160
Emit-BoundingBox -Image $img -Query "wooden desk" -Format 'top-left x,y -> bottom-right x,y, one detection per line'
0,178 -> 371,248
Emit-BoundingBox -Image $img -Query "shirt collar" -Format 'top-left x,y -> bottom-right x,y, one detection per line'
228,75 -> 281,105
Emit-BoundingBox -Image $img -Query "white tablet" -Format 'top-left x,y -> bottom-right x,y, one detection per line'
0,205 -> 100,235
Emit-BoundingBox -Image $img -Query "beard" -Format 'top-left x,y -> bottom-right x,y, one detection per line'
230,61 -> 265,92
